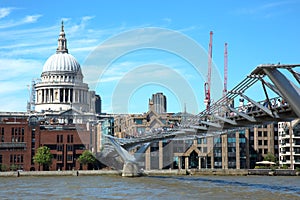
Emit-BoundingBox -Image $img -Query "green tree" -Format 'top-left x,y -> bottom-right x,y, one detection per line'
264,152 -> 277,163
10,164 -> 18,171
33,146 -> 53,170
0,164 -> 8,172
78,150 -> 96,169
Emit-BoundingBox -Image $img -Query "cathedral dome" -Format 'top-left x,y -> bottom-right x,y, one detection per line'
41,21 -> 81,75
42,53 -> 81,73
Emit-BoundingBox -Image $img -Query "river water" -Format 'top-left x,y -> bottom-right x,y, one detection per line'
0,175 -> 299,199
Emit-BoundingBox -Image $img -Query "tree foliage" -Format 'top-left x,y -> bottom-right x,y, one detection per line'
78,150 -> 96,166
263,152 -> 277,163
0,164 -> 8,171
33,146 -> 53,169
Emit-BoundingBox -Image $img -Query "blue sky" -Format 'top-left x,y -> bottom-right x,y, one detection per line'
0,0 -> 299,114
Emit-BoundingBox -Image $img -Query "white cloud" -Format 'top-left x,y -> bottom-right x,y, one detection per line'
0,14 -> 42,29
23,15 -> 42,23
67,16 -> 95,34
0,58 -> 42,81
0,7 -> 13,19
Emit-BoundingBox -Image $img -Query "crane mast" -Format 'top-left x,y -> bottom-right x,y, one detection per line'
204,31 -> 213,111
223,42 -> 228,97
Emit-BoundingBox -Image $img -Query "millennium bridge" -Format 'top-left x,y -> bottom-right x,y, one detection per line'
103,64 -> 300,176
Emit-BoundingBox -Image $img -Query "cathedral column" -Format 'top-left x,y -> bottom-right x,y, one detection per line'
46,89 -> 48,103
63,89 -> 66,103
42,89 -> 45,103
42,89 -> 44,103
68,89 -> 71,103
48,89 -> 50,103
45,89 -> 47,103
82,90 -> 85,103
72,89 -> 75,103
80,90 -> 83,103
58,88 -> 61,103
70,89 -> 73,103
50,89 -> 53,102
76,90 -> 79,103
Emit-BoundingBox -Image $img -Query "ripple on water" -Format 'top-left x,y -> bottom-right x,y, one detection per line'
0,175 -> 299,199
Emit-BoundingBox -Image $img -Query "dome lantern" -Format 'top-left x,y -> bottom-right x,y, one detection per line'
56,21 -> 68,54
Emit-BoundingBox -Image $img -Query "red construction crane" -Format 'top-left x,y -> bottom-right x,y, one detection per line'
223,43 -> 228,97
204,31 -> 213,111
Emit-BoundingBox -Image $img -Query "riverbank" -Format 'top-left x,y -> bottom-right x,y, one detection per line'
0,169 -> 299,177
0,170 -> 122,177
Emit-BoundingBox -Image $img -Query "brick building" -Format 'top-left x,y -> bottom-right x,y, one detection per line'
0,113 -> 98,171
0,115 -> 33,171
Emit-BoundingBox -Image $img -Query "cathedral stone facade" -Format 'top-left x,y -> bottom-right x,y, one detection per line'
35,22 -> 96,114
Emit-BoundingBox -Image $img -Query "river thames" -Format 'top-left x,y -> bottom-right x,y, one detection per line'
0,175 -> 299,199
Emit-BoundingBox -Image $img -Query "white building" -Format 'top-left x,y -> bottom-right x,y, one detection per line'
34,22 -> 96,114
278,119 -> 300,169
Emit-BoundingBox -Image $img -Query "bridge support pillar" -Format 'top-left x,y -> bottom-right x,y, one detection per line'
122,162 -> 141,177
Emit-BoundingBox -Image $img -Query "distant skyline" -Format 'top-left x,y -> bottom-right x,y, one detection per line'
0,1 -> 299,114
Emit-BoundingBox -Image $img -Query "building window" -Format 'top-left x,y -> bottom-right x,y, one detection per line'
239,138 -> 246,143
67,145 -> 73,151
214,137 -> 221,144
68,135 -> 73,143
264,140 -> 268,145
0,154 -> 2,163
258,140 -> 262,145
258,131 -> 262,137
134,119 -> 143,125
264,132 -> 268,137
57,154 -> 63,161
57,144 -> 63,151
67,155 -> 73,161
228,138 -> 236,143
1,128 -> 4,142
57,135 -> 63,143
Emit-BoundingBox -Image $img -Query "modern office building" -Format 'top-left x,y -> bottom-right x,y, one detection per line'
150,92 -> 167,114
141,124 -> 280,170
252,123 -> 279,161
